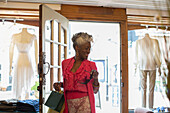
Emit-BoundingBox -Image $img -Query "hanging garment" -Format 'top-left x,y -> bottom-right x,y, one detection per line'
134,33 -> 161,108
9,28 -> 38,99
134,33 -> 161,70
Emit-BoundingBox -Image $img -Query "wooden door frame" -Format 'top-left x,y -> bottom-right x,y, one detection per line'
59,5 -> 128,113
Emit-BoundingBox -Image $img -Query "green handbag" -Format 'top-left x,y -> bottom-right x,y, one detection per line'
45,91 -> 65,112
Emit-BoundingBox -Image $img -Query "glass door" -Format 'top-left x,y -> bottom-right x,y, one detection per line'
39,4 -> 69,113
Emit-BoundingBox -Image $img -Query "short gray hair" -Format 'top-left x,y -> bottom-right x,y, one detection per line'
72,32 -> 93,50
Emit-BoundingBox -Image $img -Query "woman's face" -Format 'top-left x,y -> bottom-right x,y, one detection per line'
76,42 -> 91,60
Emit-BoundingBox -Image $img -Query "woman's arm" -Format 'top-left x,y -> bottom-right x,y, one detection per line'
92,70 -> 100,94
93,80 -> 100,94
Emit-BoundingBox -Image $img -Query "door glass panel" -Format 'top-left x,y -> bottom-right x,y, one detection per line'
45,42 -> 51,65
53,21 -> 58,42
61,27 -> 66,61
44,20 -> 51,93
45,20 -> 51,40
54,68 -> 58,82
54,44 -> 59,67
61,46 -> 65,64
61,26 -> 65,45
69,21 -> 121,113
45,41 -> 51,92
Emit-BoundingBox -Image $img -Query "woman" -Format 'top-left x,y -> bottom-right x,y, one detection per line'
54,32 -> 100,113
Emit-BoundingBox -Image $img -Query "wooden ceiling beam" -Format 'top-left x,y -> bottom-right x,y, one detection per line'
0,14 -> 39,17
127,14 -> 170,18
17,20 -> 39,26
0,2 -> 61,10
128,21 -> 169,25
61,4 -> 127,21
128,22 -> 170,26
0,7 -> 39,11
127,8 -> 169,17
128,25 -> 145,30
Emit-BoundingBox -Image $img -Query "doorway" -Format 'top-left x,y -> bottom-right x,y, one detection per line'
68,21 -> 121,113
39,4 -> 127,113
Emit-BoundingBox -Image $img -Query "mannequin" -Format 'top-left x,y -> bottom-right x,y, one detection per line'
134,33 -> 161,108
9,28 -> 38,99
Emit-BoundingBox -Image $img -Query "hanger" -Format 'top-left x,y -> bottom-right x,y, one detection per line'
19,27 -> 35,33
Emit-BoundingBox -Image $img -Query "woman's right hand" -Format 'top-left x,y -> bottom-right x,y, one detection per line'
53,82 -> 63,91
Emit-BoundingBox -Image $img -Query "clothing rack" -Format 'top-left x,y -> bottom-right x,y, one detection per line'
0,18 -> 24,25
141,24 -> 170,31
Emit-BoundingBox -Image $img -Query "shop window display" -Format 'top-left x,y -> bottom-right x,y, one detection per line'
0,22 -> 39,100
128,29 -> 170,111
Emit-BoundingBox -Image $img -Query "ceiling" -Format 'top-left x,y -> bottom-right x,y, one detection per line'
2,0 -> 169,11
0,0 -> 170,29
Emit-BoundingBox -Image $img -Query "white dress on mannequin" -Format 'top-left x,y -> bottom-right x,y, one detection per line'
9,28 -> 38,99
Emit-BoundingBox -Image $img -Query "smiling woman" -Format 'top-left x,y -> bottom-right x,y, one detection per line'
53,32 -> 100,113
72,32 -> 92,61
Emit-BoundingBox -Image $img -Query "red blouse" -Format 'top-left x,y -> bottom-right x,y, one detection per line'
62,57 -> 97,98
62,57 -> 98,113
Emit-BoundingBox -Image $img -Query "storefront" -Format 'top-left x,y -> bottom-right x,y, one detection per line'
0,1 -> 169,113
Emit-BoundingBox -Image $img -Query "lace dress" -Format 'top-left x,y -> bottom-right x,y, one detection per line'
10,33 -> 36,99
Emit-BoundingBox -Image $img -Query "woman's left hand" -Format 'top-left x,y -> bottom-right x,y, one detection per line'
91,70 -> 99,94
91,70 -> 99,80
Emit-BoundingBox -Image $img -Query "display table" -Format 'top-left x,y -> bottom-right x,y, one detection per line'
0,99 -> 39,112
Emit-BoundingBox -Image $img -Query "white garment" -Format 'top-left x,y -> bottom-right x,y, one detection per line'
134,34 -> 161,70
134,33 -> 162,108
9,28 -> 38,99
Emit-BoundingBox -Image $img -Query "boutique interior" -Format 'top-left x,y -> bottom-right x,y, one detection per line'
0,1 -> 169,113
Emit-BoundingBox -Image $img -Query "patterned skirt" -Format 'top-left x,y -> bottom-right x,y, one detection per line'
67,96 -> 91,113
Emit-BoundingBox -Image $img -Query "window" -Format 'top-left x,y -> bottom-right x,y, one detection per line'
128,29 -> 170,109
0,22 -> 39,99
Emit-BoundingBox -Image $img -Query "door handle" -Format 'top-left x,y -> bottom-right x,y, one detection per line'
121,82 -> 124,87
43,62 -> 50,75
